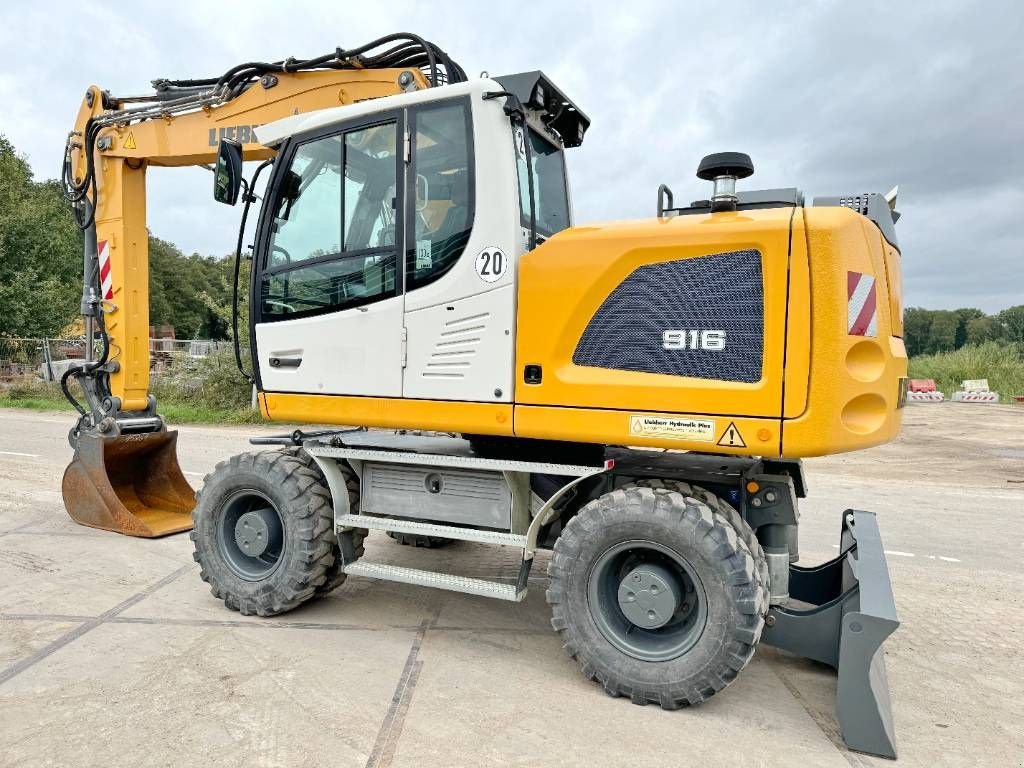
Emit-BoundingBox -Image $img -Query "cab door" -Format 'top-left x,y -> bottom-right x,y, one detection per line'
253,113 -> 406,396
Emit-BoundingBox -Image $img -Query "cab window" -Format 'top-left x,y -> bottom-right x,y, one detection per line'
515,126 -> 570,239
408,100 -> 474,290
262,121 -> 399,319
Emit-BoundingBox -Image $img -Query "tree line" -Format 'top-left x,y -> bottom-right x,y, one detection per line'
904,306 -> 1024,357
0,134 -> 237,341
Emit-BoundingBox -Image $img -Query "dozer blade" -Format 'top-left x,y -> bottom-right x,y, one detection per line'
62,430 -> 196,537
762,509 -> 899,759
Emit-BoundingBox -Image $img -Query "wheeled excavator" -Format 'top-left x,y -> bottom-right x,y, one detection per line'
59,34 -> 906,758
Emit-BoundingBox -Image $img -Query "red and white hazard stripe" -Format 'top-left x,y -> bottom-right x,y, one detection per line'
847,271 -> 877,337
97,239 -> 113,300
908,390 -> 944,402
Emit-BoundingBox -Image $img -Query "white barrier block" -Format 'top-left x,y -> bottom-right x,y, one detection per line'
951,391 -> 1000,403
908,391 -> 945,403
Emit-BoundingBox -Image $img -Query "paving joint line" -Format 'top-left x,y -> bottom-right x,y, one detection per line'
0,612 -> 553,635
0,565 -> 191,687
767,657 -> 867,768
365,605 -> 440,768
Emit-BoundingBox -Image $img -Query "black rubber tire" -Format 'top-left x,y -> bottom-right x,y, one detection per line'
280,447 -> 364,595
624,478 -> 771,611
547,484 -> 767,708
192,450 -> 354,616
387,530 -> 453,548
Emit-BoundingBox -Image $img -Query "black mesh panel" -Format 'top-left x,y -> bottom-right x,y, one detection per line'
572,249 -> 764,383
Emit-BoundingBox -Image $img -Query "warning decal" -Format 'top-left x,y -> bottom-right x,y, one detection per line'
847,271 -> 877,337
97,239 -> 113,300
629,415 -> 716,442
123,132 -> 137,150
717,422 -> 746,448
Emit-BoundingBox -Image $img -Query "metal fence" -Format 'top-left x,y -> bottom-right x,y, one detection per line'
0,337 -> 232,382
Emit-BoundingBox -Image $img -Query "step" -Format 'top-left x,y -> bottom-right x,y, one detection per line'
337,514 -> 527,548
342,561 -> 525,602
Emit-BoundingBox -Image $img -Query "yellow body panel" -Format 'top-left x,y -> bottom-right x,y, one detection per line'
781,208 -> 906,456
509,206 -> 905,458
261,393 -> 514,436
514,208 -> 795,417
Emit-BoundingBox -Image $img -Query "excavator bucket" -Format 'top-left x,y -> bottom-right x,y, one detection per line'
62,430 -> 196,537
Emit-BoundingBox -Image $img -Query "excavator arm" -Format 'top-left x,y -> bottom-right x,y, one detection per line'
60,35 -> 463,536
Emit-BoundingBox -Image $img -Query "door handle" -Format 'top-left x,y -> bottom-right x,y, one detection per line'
269,357 -> 302,369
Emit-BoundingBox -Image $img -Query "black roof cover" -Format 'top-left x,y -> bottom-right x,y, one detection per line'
493,71 -> 590,148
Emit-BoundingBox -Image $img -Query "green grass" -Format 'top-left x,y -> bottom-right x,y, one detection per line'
909,341 -> 1024,400
0,351 -> 264,425
0,391 -> 262,425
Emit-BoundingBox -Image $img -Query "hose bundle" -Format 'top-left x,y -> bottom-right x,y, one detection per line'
61,33 -> 466,229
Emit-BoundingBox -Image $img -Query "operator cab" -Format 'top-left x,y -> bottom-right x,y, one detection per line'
214,73 -> 589,407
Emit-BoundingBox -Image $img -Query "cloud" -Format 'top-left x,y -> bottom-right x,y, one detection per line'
1,0 -> 1020,312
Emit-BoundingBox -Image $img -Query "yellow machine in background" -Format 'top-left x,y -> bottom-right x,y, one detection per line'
58,35 -> 905,758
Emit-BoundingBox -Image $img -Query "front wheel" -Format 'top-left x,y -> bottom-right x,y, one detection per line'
547,485 -> 766,708
191,450 -> 345,616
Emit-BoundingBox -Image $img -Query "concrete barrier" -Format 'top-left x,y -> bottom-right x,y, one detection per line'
908,391 -> 944,403
950,391 -> 1000,403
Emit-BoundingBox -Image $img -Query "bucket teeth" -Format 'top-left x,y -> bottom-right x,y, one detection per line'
62,430 -> 195,537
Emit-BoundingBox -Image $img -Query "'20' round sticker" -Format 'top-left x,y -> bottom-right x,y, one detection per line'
475,247 -> 508,283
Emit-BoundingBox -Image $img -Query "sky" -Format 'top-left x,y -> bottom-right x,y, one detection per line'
1,1 -> 1021,312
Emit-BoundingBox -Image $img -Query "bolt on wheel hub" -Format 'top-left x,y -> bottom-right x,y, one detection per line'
234,511 -> 271,557
587,539 -> 708,662
217,490 -> 285,580
617,563 -> 682,629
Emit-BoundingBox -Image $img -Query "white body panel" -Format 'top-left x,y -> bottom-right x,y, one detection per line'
253,79 -> 565,403
403,285 -> 516,401
255,295 -> 404,396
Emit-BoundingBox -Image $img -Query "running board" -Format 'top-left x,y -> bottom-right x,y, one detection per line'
342,562 -> 526,602
762,509 -> 899,759
337,514 -> 527,548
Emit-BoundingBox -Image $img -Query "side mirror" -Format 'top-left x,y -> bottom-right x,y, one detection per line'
213,139 -> 243,205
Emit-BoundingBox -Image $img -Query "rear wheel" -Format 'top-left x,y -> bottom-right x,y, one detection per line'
547,485 -> 766,708
191,450 -> 356,616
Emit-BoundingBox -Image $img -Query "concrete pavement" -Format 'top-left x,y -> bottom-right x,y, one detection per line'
0,405 -> 1021,767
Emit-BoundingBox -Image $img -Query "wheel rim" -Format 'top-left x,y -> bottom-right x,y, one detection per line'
587,540 -> 707,662
216,490 -> 285,580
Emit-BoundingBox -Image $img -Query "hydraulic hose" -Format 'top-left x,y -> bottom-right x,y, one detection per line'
231,159 -> 275,384
62,35 -> 465,234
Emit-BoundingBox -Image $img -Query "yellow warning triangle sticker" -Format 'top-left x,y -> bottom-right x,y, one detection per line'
123,132 -> 137,150
717,422 -> 746,448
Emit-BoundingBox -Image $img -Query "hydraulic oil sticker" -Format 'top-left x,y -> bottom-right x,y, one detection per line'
629,415 -> 716,442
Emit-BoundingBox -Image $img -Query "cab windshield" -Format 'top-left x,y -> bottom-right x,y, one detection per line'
515,127 -> 570,238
